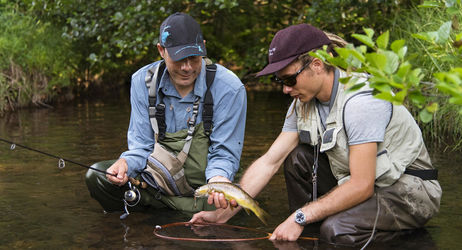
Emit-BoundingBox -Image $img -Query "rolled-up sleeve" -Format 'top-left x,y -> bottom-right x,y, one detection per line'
205,69 -> 247,182
120,66 -> 155,177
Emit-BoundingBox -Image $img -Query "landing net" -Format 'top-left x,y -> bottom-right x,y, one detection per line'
153,222 -> 318,242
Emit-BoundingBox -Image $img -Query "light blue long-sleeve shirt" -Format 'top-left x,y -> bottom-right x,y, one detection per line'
120,59 -> 247,182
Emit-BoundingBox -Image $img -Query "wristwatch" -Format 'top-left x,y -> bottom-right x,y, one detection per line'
295,208 -> 307,226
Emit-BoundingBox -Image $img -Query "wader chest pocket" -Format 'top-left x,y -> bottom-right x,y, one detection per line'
299,130 -> 311,145
142,143 -> 194,197
375,149 -> 402,187
320,127 -> 341,152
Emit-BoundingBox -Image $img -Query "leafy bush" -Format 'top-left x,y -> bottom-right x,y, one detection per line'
389,0 -> 462,147
311,0 -> 462,148
0,8 -> 75,112
18,0 -> 407,80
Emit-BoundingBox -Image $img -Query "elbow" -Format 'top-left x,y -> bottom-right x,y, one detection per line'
364,185 -> 375,199
351,179 -> 375,202
360,182 -> 375,201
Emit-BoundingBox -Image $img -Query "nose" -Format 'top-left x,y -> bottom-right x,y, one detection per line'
180,58 -> 192,71
282,85 -> 292,94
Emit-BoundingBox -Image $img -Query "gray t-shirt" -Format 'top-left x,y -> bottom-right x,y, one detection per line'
282,93 -> 392,145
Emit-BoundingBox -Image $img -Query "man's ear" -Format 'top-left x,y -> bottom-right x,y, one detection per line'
157,43 -> 165,58
310,58 -> 324,73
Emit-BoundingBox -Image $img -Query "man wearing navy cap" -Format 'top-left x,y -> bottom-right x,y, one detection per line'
86,13 -> 247,214
191,23 -> 441,246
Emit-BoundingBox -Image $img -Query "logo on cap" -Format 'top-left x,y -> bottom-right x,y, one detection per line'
161,26 -> 171,44
269,47 -> 276,56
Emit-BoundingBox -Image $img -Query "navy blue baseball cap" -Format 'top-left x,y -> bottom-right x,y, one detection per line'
257,24 -> 331,77
159,12 -> 207,61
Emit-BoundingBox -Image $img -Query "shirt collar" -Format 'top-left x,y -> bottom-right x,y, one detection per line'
328,68 -> 340,110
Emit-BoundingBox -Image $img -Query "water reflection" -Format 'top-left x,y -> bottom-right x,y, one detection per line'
0,90 -> 460,249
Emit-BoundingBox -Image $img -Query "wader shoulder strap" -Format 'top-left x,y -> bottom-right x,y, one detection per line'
178,96 -> 201,163
146,61 -> 217,141
203,63 -> 217,136
145,61 -> 166,140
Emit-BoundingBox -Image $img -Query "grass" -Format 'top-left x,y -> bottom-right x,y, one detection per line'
389,3 -> 462,150
0,9 -> 74,113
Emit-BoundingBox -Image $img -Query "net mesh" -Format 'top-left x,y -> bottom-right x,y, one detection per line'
154,222 -> 270,242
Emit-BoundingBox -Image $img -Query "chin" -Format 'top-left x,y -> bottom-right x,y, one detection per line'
300,96 -> 315,103
176,79 -> 194,86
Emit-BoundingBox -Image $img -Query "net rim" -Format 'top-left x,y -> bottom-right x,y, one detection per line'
153,221 -> 318,242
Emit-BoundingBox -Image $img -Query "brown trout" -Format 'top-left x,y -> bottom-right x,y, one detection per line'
194,182 -> 270,225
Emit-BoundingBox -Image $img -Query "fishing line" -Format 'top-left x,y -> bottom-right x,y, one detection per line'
154,222 -> 319,242
360,192 -> 381,250
0,137 -> 117,177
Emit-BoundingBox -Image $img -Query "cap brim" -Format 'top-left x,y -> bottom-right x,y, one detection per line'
256,55 -> 298,77
166,43 -> 207,61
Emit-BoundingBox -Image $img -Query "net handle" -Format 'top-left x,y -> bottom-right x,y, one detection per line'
153,221 -> 318,242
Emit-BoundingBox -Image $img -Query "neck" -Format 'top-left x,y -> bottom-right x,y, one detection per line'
316,71 -> 334,102
174,84 -> 194,98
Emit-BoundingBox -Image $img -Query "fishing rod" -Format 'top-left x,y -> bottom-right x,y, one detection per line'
0,138 -> 117,177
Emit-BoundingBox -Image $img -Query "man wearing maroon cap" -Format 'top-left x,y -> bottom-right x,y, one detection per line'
191,24 -> 441,246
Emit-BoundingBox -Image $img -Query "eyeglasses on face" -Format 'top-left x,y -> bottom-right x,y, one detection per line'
272,62 -> 310,87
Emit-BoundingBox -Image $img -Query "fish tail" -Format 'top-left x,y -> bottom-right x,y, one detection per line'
252,205 -> 270,226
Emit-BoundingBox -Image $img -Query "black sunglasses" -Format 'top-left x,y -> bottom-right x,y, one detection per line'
272,62 -> 310,87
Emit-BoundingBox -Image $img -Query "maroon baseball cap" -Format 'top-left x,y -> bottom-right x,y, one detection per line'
256,24 -> 331,77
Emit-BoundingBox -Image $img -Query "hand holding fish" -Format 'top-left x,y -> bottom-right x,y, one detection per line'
207,176 -> 238,209
190,182 -> 246,225
208,192 -> 239,209
193,182 -> 270,225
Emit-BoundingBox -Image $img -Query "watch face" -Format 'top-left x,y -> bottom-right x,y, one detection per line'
295,209 -> 306,224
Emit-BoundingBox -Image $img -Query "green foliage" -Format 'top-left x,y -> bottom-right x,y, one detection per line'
0,7 -> 75,112
310,0 -> 462,148
435,68 -> 462,111
14,0 -> 408,81
312,29 -> 427,111
389,0 -> 462,145
311,1 -> 461,122
18,0 -> 245,81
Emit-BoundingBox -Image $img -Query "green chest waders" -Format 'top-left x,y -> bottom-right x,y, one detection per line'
139,122 -> 216,212
135,60 -> 217,212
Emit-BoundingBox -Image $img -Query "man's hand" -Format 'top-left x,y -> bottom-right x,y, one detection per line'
190,210 -> 223,224
269,212 -> 304,241
190,204 -> 237,224
106,158 -> 129,186
207,176 -> 238,209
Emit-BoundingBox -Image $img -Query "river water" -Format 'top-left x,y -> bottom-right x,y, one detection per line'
0,90 -> 460,249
